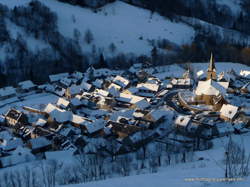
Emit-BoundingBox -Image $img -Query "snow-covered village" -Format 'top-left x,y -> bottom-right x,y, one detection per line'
1,0 -> 250,187
1,54 -> 250,186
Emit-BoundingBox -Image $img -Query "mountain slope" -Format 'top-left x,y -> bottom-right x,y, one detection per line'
1,0 -> 194,55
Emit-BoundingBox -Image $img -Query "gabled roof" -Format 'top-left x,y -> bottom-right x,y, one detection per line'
220,104 -> 238,120
80,80 -> 92,91
146,109 -> 167,121
116,93 -> 145,104
195,79 -> 228,96
0,86 -> 16,97
29,137 -> 51,150
68,85 -> 82,95
94,89 -> 109,97
60,77 -> 72,87
136,83 -> 159,92
49,73 -> 69,82
34,118 -> 47,127
175,115 -> 191,127
18,80 -> 36,90
56,98 -> 70,109
113,75 -> 129,88
92,79 -> 103,88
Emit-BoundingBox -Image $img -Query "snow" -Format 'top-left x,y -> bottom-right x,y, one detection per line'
220,104 -> 238,120
215,0 -> 241,15
49,73 -> 69,82
0,0 -> 194,56
0,86 -> 16,97
18,80 -> 36,90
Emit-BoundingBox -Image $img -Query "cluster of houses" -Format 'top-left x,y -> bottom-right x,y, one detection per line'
0,55 -> 250,168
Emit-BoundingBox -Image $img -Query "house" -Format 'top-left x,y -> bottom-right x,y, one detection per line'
27,137 -> 52,154
94,89 -> 110,97
115,93 -> 150,110
171,78 -> 192,89
5,109 -> 28,127
106,121 -> 141,139
143,109 -> 167,125
44,103 -> 72,124
49,73 -> 69,83
65,85 -> 82,99
136,83 -> 159,97
17,80 -> 37,93
92,79 -> 103,89
0,86 -> 16,100
70,96 -> 84,110
71,116 -> 104,136
220,104 -> 239,121
113,75 -> 130,88
34,118 -> 47,128
175,115 -> 191,133
59,77 -> 72,88
56,97 -> 70,109
80,80 -> 93,92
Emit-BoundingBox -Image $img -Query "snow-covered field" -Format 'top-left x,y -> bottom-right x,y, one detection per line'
63,134 -> 250,187
1,0 -> 194,56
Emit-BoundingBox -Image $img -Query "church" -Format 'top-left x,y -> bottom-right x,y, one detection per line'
194,53 -> 229,111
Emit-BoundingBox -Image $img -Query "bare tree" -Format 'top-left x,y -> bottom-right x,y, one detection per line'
225,136 -> 250,178
84,29 -> 94,44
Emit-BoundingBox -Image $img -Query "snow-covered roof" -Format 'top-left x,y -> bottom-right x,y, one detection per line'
240,70 -> 250,78
18,80 -> 36,90
49,73 -> 69,82
147,109 -> 167,121
113,75 -> 129,88
92,79 -> 103,88
108,83 -> 121,91
83,119 -> 105,134
134,99 -> 150,110
29,137 -> 51,150
44,103 -> 72,123
94,89 -> 109,97
136,83 -> 159,92
116,93 -> 145,104
71,114 -> 89,125
0,146 -> 35,167
68,85 -> 82,95
108,86 -> 120,97
56,97 -> 70,109
0,86 -> 16,97
175,115 -> 191,127
195,79 -> 228,96
220,104 -> 238,120
81,80 -> 92,91
71,97 -> 82,106
196,70 -> 205,78
171,78 -> 191,86
60,77 -> 72,87
71,71 -> 83,79
35,118 -> 47,127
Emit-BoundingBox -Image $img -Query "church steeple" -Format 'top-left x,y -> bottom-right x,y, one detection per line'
207,53 -> 216,80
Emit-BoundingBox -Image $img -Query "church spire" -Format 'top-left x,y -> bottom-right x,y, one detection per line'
209,52 -> 216,71
207,52 -> 216,80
